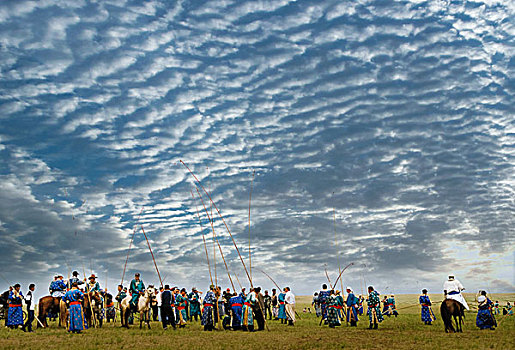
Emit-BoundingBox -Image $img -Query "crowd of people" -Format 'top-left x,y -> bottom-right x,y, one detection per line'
1,273 -> 511,333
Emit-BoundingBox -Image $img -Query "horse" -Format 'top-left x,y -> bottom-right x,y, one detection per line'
120,287 -> 154,329
83,291 -> 103,328
38,296 -> 66,328
105,293 -> 116,323
440,299 -> 465,333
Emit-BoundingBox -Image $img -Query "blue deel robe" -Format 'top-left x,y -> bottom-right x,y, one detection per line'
63,289 -> 85,332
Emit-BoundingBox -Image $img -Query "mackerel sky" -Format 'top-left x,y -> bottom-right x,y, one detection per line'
0,0 -> 513,297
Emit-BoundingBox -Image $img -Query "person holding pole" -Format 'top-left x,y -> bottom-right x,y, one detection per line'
284,287 -> 296,326
129,273 -> 145,314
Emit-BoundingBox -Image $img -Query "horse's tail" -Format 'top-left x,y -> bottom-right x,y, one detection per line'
440,300 -> 454,333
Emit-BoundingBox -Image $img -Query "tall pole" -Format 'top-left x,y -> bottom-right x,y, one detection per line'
334,206 -> 343,292
196,188 -> 235,291
140,225 -> 163,288
248,170 -> 255,283
180,160 -> 252,284
121,207 -> 144,285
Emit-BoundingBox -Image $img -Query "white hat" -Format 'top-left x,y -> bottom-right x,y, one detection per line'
346,286 -> 352,291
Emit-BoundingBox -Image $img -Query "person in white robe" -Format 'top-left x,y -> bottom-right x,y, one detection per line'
443,273 -> 469,310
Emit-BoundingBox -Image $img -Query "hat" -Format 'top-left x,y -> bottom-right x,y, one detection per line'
135,273 -> 140,277
226,288 -> 230,291
54,274 -> 60,278
72,271 -> 79,276
89,274 -> 96,279
346,286 -> 352,291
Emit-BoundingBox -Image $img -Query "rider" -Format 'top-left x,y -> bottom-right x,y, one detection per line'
443,273 -> 469,310
49,274 -> 67,298
85,274 -> 101,293
129,273 -> 145,313
67,271 -> 84,289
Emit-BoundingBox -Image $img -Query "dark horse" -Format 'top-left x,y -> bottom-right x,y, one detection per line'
38,296 -> 63,328
440,299 -> 465,333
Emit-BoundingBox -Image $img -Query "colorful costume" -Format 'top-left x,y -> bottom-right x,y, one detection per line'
326,294 -> 341,327
86,281 -> 101,293
63,288 -> 85,332
346,292 -> 359,325
278,292 -> 286,320
335,294 -> 345,320
367,291 -> 383,326
241,291 -> 256,329
188,291 -> 201,321
129,279 -> 145,307
318,289 -> 330,319
6,291 -> 24,327
476,296 -> 496,330
49,279 -> 67,298
201,291 -> 217,330
230,294 -> 243,329
175,294 -> 188,325
419,295 -> 434,324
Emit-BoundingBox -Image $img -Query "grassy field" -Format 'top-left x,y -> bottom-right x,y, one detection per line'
0,293 -> 513,349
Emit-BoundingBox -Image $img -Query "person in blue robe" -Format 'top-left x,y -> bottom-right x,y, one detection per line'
49,275 -> 67,298
358,295 -> 364,315
335,291 -> 345,321
278,289 -> 287,323
419,289 -> 434,325
241,289 -> 256,331
175,288 -> 188,327
85,274 -> 101,293
201,285 -> 217,331
318,284 -> 330,322
188,288 -> 201,321
367,286 -> 383,329
63,282 -> 85,333
345,287 -> 359,327
67,271 -> 84,289
7,284 -> 24,329
129,273 -> 145,313
230,292 -> 243,330
476,291 -> 496,330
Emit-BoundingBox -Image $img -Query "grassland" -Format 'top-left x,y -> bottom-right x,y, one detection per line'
0,293 -> 513,349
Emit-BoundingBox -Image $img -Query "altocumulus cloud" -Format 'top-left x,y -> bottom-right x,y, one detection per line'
0,0 -> 513,297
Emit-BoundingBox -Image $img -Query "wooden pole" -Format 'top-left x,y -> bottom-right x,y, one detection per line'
180,160 -> 252,284
140,225 -> 163,288
248,170 -> 255,283
196,188 -> 235,291
121,207 -> 144,285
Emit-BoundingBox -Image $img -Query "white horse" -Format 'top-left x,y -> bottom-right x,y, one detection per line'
120,287 -> 155,329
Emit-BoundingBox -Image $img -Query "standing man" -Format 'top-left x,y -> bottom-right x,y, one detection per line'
312,292 -> 321,317
318,284 -> 330,323
148,285 -> 158,321
160,285 -> 176,330
284,286 -> 296,326
22,284 -> 35,332
230,292 -> 243,330
263,290 -> 272,320
345,287 -> 359,327
326,290 -> 341,328
253,287 -> 266,331
367,286 -> 383,329
175,288 -> 188,328
129,273 -> 145,314
241,288 -> 257,331
476,291 -> 496,330
443,273 -> 469,310
419,289 -> 434,325
271,289 -> 278,319
201,285 -> 217,331
188,288 -> 201,322
63,282 -> 85,334
7,284 -> 24,329
278,288 -> 287,324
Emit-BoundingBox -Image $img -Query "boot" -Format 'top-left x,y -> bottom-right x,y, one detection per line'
369,323 -> 373,329
374,323 -> 378,329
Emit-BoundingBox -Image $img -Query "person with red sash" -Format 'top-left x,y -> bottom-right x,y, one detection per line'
6,284 -> 24,329
63,282 -> 85,333
201,285 -> 217,331
230,292 -> 243,330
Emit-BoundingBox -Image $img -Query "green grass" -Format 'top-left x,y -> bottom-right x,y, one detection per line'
1,294 -> 513,349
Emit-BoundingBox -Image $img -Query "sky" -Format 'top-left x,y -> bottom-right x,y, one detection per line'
0,0 -> 513,299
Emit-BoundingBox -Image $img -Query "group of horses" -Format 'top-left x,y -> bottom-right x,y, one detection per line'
36,286 -> 157,330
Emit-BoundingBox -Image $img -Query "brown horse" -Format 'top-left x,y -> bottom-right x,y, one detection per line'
440,299 -> 465,333
38,296 -> 67,328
